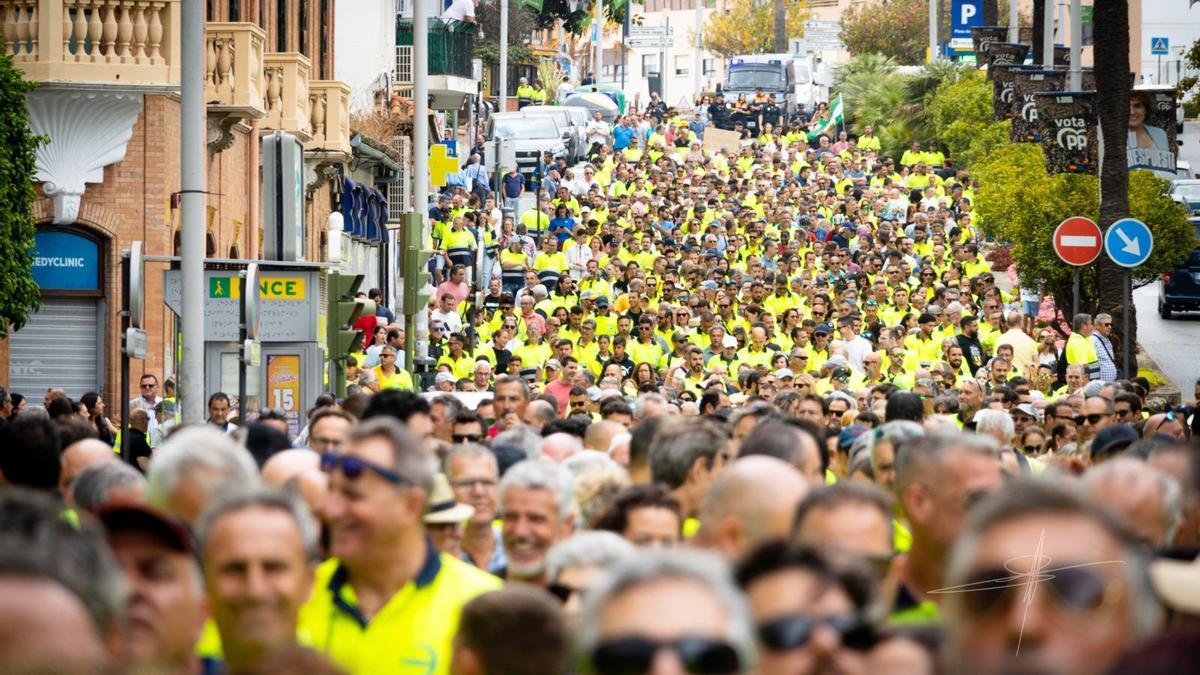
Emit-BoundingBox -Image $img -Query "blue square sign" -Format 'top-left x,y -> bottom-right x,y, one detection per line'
1151,37 -> 1169,55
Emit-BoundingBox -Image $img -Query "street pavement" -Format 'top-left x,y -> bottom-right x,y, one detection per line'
1133,122 -> 1200,397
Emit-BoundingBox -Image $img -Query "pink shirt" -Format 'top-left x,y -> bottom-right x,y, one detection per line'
436,280 -> 470,306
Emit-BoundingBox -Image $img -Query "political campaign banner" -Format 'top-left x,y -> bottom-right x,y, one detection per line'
1010,68 -> 1067,143
972,25 -> 1009,60
992,64 -> 1027,122
985,42 -> 1030,80
1036,91 -> 1097,175
1128,87 -> 1178,175
1054,46 -> 1071,67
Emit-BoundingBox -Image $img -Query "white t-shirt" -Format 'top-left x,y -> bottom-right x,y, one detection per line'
442,0 -> 474,22
585,119 -> 610,146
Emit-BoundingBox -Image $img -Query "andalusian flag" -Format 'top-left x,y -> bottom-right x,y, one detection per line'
807,94 -> 845,141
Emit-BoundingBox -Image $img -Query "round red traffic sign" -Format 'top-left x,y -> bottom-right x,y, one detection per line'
1053,217 -> 1103,266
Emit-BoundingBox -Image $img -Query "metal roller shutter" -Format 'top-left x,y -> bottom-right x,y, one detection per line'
8,298 -> 101,400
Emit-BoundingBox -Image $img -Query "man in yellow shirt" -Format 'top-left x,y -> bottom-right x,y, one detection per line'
1065,313 -> 1101,381
299,418 -> 502,675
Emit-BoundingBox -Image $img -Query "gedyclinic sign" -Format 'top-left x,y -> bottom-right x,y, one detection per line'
31,230 -> 100,291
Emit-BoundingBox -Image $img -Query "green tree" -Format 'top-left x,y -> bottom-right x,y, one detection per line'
840,0 -> 929,64
927,68 -> 999,164
699,0 -> 809,60
0,55 -> 41,336
477,1 -> 538,66
972,143 -> 1191,325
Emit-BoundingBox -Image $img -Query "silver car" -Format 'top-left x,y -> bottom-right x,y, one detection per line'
488,113 -> 570,178
520,105 -> 588,162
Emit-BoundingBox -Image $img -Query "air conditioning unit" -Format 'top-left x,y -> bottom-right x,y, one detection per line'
388,135 -> 413,222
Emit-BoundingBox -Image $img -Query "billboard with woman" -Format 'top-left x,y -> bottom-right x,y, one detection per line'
1127,87 -> 1177,175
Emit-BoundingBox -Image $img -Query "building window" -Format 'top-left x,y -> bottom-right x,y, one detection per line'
703,58 -> 716,75
642,54 -> 659,76
299,0 -> 309,59
276,0 -> 287,52
228,0 -> 240,20
674,55 -> 688,76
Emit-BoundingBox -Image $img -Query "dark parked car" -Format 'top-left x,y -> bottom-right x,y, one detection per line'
1159,220 -> 1200,319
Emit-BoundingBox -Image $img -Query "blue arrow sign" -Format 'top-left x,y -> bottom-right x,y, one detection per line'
1104,218 -> 1153,268
1151,37 -> 1169,55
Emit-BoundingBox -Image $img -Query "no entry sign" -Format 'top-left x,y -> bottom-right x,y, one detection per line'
1053,216 -> 1103,266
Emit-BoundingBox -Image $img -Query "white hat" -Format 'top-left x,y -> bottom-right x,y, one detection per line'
1150,555 -> 1200,615
722,335 -> 739,349
435,372 -> 456,384
773,368 -> 795,379
423,473 -> 476,525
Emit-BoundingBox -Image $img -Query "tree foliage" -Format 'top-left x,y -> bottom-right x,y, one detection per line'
0,54 -> 41,336
478,0 -> 539,62
841,0 -> 929,64
533,0 -> 633,34
700,0 -> 809,60
972,143 -> 1192,318
926,68 -> 1007,165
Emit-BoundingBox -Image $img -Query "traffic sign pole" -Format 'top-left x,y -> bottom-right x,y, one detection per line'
1103,218 -> 1153,379
1054,217 -> 1102,322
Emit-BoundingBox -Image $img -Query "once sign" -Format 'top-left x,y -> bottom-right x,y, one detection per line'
1053,217 -> 1103,266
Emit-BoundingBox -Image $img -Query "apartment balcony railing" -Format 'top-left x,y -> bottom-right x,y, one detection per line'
205,21 -> 265,119
261,51 -> 310,142
394,18 -> 475,80
0,0 -> 180,86
308,79 -> 350,158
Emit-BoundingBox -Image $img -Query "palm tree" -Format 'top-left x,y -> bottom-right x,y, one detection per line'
774,0 -> 787,53
983,0 -> 998,25
1094,0 -> 1131,367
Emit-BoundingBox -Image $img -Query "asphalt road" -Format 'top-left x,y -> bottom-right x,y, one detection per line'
1132,122 -> 1200,396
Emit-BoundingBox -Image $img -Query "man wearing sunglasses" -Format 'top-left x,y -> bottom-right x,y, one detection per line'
735,541 -> 878,675
575,550 -> 758,675
943,477 -> 1162,675
300,418 -> 501,673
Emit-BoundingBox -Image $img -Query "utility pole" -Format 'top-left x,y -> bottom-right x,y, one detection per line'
179,0 -> 205,423
414,0 -> 431,371
774,0 -> 786,54
500,0 -> 508,112
1008,0 -> 1018,42
622,3 -> 630,91
596,0 -> 604,84
1042,0 -> 1054,67
928,0 -> 938,61
1069,0 -> 1081,89
694,0 -> 703,95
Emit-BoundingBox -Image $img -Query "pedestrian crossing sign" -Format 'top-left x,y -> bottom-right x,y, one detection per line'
1152,37 -> 1169,55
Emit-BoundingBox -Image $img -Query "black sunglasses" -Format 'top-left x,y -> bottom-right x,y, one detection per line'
452,433 -> 483,444
320,452 -> 410,485
1076,413 -> 1107,425
951,565 -> 1117,618
758,614 -> 877,653
591,636 -> 740,675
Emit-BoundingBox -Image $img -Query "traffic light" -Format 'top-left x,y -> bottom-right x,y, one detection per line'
327,271 -> 367,398
401,212 -> 437,313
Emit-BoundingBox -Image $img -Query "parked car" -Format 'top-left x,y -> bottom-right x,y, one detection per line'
519,106 -> 588,162
1169,178 -> 1200,213
1158,217 -> 1200,319
486,113 -> 570,178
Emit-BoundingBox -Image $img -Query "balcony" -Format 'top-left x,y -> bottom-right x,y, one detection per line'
205,22 -> 265,151
308,79 -> 351,159
395,18 -> 476,110
261,51 -> 311,142
0,0 -> 181,87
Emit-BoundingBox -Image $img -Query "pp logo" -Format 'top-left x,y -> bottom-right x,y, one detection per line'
1001,84 -> 1015,104
1056,127 -> 1088,151
1021,100 -> 1038,122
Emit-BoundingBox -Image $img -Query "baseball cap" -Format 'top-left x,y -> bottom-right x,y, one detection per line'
1012,403 -> 1038,419
699,280 -> 718,291
1150,554 -> 1200,615
435,372 -> 456,384
814,324 -> 832,335
596,296 -> 610,307
98,503 -> 194,555
838,424 -> 868,451
1091,423 -> 1139,461
824,355 -> 849,370
773,368 -> 795,380
722,335 -> 739,349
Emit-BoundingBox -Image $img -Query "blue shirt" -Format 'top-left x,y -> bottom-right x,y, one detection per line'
613,125 -> 634,150
502,173 -> 524,198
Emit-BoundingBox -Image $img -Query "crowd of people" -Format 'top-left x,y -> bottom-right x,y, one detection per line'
1,92 -> 1200,675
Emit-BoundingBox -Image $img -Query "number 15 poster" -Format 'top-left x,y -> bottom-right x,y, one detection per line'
266,354 -> 302,438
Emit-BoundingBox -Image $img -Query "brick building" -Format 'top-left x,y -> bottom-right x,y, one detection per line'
0,0 -> 350,411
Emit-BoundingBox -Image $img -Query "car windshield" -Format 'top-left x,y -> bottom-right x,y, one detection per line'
1173,183 -> 1200,201
794,65 -> 811,85
493,118 -> 559,140
524,110 -> 571,127
726,68 -> 784,90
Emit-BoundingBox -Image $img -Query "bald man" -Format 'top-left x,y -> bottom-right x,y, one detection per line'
584,420 -> 625,454
60,439 -> 116,507
260,448 -> 328,517
1083,458 -> 1182,549
694,455 -> 809,560
541,433 -> 582,463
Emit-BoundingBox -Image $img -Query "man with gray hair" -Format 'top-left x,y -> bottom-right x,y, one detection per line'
545,530 -> 635,615
890,431 -> 1003,624
650,418 -> 732,520
942,477 -> 1163,675
575,550 -> 758,675
973,408 -> 1015,448
72,461 -> 146,513
146,426 -> 259,524
498,459 -> 575,585
1090,312 -> 1118,381
1082,457 -> 1182,549
197,487 -> 318,672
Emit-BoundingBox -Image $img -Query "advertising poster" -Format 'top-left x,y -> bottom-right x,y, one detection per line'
986,42 -> 1030,80
1036,92 -> 1098,175
266,354 -> 303,438
1010,68 -> 1067,143
1128,88 -> 1178,175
